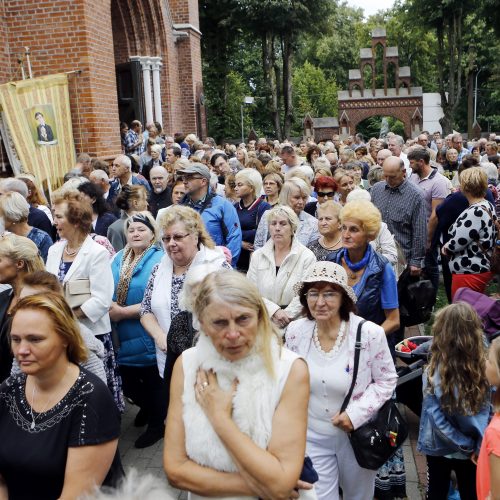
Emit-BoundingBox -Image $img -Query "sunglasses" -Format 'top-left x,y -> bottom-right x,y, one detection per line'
317,191 -> 335,198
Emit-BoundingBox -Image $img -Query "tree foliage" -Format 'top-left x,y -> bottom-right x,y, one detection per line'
199,0 -> 500,141
292,62 -> 338,134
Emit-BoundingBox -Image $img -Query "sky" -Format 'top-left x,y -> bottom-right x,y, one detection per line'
346,0 -> 395,18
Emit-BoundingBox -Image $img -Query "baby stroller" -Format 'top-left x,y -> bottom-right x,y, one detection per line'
395,336 -> 431,417
395,288 -> 500,417
453,287 -> 500,343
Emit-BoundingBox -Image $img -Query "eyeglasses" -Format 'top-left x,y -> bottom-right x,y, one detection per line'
161,233 -> 190,243
317,191 -> 335,198
181,175 -> 203,182
306,290 -> 341,301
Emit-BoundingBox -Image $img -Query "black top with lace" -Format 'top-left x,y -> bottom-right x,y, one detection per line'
0,368 -> 120,500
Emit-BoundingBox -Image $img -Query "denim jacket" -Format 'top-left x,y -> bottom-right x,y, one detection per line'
417,368 -> 490,456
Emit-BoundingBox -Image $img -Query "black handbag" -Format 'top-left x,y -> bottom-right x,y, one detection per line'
340,320 -> 409,470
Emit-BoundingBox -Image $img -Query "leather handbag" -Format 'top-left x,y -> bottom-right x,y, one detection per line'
64,278 -> 91,309
340,320 -> 408,470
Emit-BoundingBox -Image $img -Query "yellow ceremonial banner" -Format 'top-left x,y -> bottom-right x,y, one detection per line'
0,73 -> 75,195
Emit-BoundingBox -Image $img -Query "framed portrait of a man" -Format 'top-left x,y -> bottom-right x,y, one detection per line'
25,104 -> 58,146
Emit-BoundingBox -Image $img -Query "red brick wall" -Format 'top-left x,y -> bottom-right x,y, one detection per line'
1,0 -> 121,158
0,0 -> 204,157
170,0 -> 199,26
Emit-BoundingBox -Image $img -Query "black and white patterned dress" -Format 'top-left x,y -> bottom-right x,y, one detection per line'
446,200 -> 496,274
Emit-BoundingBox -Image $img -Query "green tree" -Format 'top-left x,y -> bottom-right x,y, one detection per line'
407,0 -> 474,133
292,62 -> 338,134
199,0 -> 240,141
295,3 -> 365,89
235,0 -> 332,139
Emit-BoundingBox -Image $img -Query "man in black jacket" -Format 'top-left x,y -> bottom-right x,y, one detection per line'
148,166 -> 172,218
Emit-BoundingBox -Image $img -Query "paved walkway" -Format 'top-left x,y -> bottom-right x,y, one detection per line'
120,405 -> 427,500
119,325 -> 428,499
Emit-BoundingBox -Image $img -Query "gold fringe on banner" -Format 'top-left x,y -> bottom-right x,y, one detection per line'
0,73 -> 76,195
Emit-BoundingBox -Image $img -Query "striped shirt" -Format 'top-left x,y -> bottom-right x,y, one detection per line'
370,179 -> 427,268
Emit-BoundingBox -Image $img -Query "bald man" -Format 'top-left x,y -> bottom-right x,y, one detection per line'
371,156 -> 427,277
148,166 -> 172,217
376,148 -> 392,166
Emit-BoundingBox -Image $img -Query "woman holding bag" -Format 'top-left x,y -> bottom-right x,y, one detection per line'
46,190 -> 123,411
285,262 -> 397,500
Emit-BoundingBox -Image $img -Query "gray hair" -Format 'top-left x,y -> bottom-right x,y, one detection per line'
481,162 -> 499,182
62,177 -> 88,192
115,154 -> 132,170
346,189 -> 371,202
266,204 -> 300,235
0,191 -> 30,222
0,178 -> 29,198
150,144 -> 163,155
392,135 -> 404,146
279,178 -> 311,206
235,168 -> 263,198
286,165 -> 314,183
312,157 -> 331,171
90,169 -> 109,182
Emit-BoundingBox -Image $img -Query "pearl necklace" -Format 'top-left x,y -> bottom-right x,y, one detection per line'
312,321 -> 346,359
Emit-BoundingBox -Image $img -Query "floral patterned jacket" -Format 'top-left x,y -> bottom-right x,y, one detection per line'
285,313 -> 397,430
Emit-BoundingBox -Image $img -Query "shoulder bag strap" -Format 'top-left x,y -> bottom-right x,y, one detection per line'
340,320 -> 366,414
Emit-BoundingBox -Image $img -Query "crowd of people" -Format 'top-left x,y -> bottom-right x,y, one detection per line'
0,122 -> 499,500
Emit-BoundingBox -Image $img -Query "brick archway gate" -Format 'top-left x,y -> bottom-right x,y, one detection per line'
337,28 -> 423,140
338,95 -> 423,139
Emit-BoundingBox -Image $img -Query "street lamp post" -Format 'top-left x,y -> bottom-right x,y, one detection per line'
241,96 -> 255,144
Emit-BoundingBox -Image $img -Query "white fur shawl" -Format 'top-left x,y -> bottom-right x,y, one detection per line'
182,333 -> 296,475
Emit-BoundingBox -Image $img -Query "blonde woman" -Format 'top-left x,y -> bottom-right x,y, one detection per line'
164,271 -> 310,499
233,169 -> 271,271
140,206 -> 230,377
247,205 -> 316,328
254,178 -> 319,250
0,234 -> 45,382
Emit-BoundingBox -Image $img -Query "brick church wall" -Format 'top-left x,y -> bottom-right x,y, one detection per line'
0,0 -> 205,160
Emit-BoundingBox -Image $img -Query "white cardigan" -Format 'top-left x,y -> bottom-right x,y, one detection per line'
247,238 -> 316,319
149,244 -> 228,375
46,235 -> 114,335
